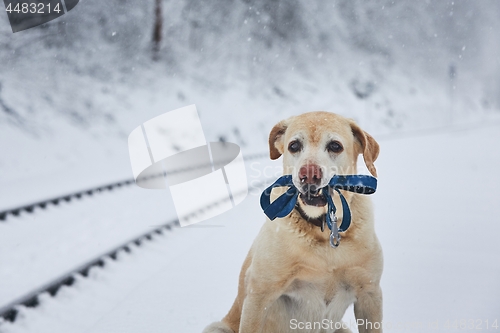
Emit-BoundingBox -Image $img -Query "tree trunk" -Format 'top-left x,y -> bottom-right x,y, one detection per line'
152,0 -> 163,61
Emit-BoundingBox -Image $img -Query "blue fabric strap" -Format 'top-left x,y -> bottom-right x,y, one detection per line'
260,174 -> 377,235
260,175 -> 297,220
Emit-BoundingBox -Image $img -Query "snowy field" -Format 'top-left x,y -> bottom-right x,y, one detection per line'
1,1 -> 499,332
1,123 -> 499,333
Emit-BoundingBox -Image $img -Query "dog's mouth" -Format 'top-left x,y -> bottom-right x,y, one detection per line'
299,187 -> 327,207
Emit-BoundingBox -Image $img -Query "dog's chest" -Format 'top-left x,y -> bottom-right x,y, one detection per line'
283,277 -> 356,320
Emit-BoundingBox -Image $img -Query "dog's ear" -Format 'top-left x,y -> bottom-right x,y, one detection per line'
350,121 -> 380,177
268,119 -> 290,160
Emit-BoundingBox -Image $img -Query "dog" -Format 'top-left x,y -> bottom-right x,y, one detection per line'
203,111 -> 383,333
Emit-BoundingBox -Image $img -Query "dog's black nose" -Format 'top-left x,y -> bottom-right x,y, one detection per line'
299,164 -> 322,186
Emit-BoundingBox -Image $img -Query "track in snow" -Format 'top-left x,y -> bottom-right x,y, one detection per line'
0,152 -> 269,323
0,153 -> 268,223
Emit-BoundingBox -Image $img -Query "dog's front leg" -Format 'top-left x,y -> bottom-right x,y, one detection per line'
239,292 -> 279,333
354,285 -> 383,333
238,276 -> 291,333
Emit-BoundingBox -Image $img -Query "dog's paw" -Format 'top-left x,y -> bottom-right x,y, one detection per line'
202,321 -> 234,333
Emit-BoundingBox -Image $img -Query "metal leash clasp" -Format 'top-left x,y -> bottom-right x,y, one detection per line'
329,213 -> 340,248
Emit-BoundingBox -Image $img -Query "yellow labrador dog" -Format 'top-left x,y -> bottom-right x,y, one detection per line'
204,112 -> 382,333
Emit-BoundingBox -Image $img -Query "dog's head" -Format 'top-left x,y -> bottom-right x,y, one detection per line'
269,111 -> 379,217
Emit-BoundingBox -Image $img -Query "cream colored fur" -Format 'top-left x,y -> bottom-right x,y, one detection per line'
203,112 -> 383,333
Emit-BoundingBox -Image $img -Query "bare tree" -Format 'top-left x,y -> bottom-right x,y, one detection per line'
152,0 -> 163,60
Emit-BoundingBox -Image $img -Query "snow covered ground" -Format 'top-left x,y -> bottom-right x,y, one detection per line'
1,0 -> 500,212
0,184 -> 176,306
1,1 -> 499,332
1,123 -> 499,333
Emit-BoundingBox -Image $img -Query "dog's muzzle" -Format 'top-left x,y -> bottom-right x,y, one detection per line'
299,187 -> 327,207
260,174 -> 378,248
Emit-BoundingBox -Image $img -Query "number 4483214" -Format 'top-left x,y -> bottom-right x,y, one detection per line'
5,2 -> 61,14
444,319 -> 498,330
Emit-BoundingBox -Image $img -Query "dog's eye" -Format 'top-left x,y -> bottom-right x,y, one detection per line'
288,140 -> 302,153
327,141 -> 343,153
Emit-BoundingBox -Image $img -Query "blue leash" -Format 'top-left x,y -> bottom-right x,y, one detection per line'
260,175 -> 377,248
